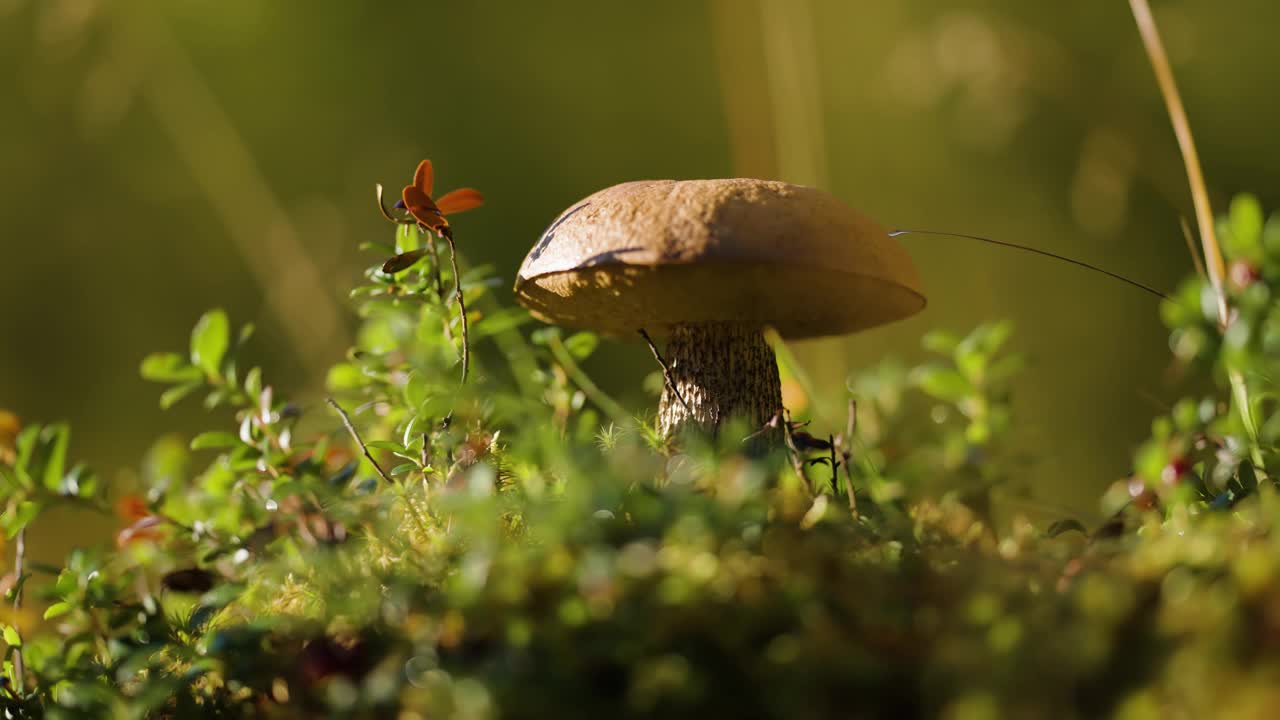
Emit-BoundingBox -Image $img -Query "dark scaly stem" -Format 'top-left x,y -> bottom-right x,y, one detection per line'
657,322 -> 782,438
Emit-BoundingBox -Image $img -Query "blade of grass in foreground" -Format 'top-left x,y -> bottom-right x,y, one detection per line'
1128,0 -> 1264,468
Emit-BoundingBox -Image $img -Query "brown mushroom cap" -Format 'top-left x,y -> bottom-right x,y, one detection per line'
514,179 -> 926,338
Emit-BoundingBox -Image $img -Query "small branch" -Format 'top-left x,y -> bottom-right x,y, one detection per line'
326,397 -> 394,485
12,528 -> 24,693
441,227 -> 470,385
781,408 -> 812,495
327,397 -> 433,539
638,328 -> 690,413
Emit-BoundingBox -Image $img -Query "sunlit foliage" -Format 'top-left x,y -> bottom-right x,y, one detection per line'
4,190 -> 1280,719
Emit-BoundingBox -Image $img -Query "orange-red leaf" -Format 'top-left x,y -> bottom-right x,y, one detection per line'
115,495 -> 150,522
402,186 -> 447,232
411,159 -> 434,197
435,188 -> 484,216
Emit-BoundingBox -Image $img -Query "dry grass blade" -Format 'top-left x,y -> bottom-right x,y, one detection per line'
1129,0 -> 1264,462
1128,0 -> 1224,313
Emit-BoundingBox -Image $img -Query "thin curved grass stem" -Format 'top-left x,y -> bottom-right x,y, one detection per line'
1129,0 -> 1264,467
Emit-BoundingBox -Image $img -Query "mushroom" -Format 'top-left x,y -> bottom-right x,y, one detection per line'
514,179 -> 925,437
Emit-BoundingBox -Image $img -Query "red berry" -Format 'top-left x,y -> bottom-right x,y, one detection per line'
1229,260 -> 1260,290
1161,458 -> 1190,486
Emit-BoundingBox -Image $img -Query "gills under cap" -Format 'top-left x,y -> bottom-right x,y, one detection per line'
514,178 -> 926,338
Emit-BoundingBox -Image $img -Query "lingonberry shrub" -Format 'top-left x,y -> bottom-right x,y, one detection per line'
4,179 -> 1280,718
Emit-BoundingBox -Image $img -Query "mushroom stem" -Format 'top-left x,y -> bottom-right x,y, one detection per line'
657,321 -> 783,437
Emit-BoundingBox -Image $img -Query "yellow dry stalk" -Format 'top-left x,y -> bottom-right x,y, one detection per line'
1129,0 -> 1265,467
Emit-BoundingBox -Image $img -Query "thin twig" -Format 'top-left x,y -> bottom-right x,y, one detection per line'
638,329 -> 690,413
12,528 -> 24,693
326,397 -> 394,485
441,227 -> 469,385
781,409 -> 812,495
1129,0 -> 1264,467
327,397 -> 433,539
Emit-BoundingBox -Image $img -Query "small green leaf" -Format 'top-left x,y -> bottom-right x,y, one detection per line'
326,363 -> 364,392
1262,212 -> 1280,258
244,367 -> 263,397
1229,193 -> 1264,259
140,353 -> 203,383
203,388 -> 230,410
0,466 -> 18,491
987,354 -> 1025,383
922,330 -> 961,355
359,239 -> 396,254
62,463 -> 97,498
563,332 -> 599,360
470,307 -> 532,339
530,327 -> 561,345
43,602 -> 71,620
190,309 -> 231,377
911,365 -> 972,402
396,223 -> 420,253
12,425 -> 40,478
4,501 -> 40,539
1,625 -> 18,647
390,462 -> 416,476
365,440 -> 406,453
41,423 -> 70,492
190,432 -> 241,451
161,381 -> 203,410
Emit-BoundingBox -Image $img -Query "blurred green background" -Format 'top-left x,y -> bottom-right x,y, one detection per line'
3,0 -> 1278,543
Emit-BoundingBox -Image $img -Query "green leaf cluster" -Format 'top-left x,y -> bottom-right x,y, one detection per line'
7,195 -> 1280,719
